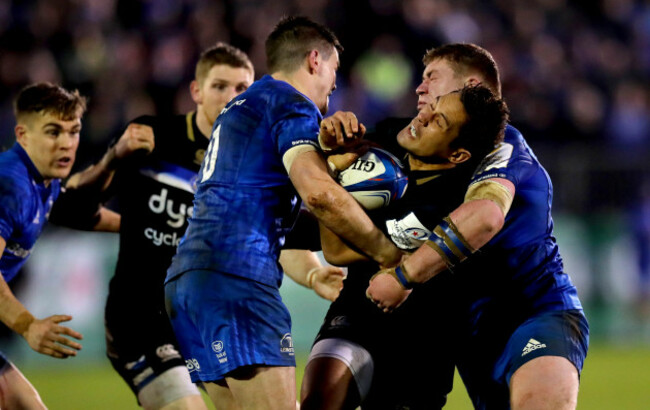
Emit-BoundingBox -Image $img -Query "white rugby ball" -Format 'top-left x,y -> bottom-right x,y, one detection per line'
337,147 -> 408,210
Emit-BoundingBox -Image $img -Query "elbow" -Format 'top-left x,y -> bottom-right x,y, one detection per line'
321,249 -> 349,267
305,188 -> 341,214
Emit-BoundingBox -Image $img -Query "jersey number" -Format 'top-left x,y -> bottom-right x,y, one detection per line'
201,125 -> 221,182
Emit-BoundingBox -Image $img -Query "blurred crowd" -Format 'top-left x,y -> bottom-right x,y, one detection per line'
0,0 -> 649,208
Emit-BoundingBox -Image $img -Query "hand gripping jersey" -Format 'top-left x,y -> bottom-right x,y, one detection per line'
0,144 -> 60,282
104,112 -> 207,338
456,125 -> 583,335
166,75 -> 322,287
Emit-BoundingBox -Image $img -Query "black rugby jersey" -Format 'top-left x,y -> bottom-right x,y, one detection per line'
105,112 -> 207,325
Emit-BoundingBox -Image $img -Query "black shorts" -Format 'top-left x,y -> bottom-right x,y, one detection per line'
104,289 -> 185,396
315,262 -> 457,410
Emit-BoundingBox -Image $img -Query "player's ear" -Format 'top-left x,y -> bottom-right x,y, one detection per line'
14,124 -> 28,147
190,80 -> 202,105
464,77 -> 482,88
307,49 -> 320,74
449,148 -> 471,164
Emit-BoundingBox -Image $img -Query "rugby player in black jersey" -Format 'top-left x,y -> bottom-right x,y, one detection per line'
69,42 -> 344,410
300,45 -> 509,410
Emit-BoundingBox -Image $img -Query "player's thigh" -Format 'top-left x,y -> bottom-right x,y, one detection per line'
138,366 -> 205,410
0,359 -> 46,410
498,310 -> 587,409
203,380 -> 238,410
301,346 -> 362,410
227,365 -> 296,410
510,356 -> 578,410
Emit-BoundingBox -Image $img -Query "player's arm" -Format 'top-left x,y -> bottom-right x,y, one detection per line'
92,207 -> 121,232
0,237 -> 83,358
49,189 -> 121,232
318,111 -> 366,151
367,177 -> 514,311
51,123 -> 154,232
287,149 -> 403,269
319,221 -> 368,266
66,123 -> 155,192
280,249 -> 345,302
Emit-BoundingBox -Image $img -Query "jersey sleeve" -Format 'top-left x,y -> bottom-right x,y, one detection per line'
0,178 -> 21,240
469,138 -> 536,189
49,185 -> 101,230
273,99 -> 321,157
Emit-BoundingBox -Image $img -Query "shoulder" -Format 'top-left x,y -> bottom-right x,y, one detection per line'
470,125 -> 539,185
0,168 -> 30,221
0,153 -> 30,197
260,78 -> 321,120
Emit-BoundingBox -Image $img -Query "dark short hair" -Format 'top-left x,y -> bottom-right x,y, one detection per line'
265,16 -> 343,73
13,82 -> 87,121
452,84 -> 509,162
424,43 -> 501,97
195,42 -> 254,84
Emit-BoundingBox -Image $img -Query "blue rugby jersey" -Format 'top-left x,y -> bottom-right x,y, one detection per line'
457,125 -> 582,329
166,75 -> 322,287
0,144 -> 60,282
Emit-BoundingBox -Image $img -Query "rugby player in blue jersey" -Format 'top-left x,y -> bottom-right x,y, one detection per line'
69,42 -> 344,410
303,79 -> 509,410
164,16 -> 402,410
0,83 -> 118,408
367,45 -> 589,410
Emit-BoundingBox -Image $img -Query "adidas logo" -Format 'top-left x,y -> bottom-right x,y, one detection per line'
521,338 -> 547,356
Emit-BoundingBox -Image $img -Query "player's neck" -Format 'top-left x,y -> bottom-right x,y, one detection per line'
272,71 -> 316,105
408,154 -> 456,171
195,107 -> 213,139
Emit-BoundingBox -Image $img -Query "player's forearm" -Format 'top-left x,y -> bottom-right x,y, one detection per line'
319,221 -> 367,266
279,249 -> 321,288
0,274 -> 35,337
65,145 -> 118,191
306,183 -> 400,267
404,199 -> 504,284
92,207 -> 121,232
291,151 -> 402,267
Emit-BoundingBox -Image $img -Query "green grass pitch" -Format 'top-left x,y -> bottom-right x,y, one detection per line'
21,343 -> 650,409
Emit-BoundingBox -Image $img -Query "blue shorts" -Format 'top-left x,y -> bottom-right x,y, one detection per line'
164,269 -> 295,383
458,309 -> 589,409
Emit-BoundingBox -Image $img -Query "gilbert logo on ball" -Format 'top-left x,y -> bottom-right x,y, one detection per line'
338,147 -> 408,210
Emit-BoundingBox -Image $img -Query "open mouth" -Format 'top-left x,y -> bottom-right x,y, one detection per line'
56,157 -> 72,167
409,123 -> 417,138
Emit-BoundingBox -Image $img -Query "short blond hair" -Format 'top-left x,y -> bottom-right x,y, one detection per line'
195,42 -> 253,85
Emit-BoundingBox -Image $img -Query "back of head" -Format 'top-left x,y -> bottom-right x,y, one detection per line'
424,43 -> 501,98
265,16 -> 343,74
453,85 -> 509,163
195,42 -> 254,84
13,82 -> 87,122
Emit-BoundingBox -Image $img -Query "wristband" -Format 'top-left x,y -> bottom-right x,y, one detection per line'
306,268 -> 319,289
425,216 -> 475,269
390,264 -> 415,289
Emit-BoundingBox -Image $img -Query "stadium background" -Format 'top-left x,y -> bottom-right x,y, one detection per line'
0,0 -> 649,408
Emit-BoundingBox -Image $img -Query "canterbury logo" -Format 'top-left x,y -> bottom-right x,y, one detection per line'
521,338 -> 547,356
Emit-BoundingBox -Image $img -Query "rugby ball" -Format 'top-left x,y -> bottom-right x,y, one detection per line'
337,147 -> 408,210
